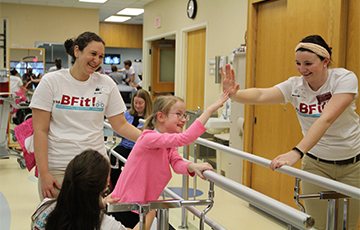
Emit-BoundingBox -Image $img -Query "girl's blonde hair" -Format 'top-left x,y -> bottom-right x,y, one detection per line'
144,95 -> 184,130
129,89 -> 153,119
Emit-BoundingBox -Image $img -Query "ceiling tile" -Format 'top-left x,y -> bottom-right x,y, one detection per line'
1,0 -> 154,23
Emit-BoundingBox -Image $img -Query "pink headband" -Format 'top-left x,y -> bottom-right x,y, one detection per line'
295,42 -> 330,59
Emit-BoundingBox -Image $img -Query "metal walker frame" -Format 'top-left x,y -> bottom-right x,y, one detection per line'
106,181 -> 215,230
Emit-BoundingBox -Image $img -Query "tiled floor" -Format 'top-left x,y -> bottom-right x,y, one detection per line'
0,154 -> 289,230
0,157 -> 39,230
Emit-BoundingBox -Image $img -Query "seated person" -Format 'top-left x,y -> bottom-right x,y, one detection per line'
31,149 -> 155,230
110,89 -> 153,190
106,65 -> 124,85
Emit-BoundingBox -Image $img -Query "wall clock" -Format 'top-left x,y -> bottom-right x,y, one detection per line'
187,0 -> 197,19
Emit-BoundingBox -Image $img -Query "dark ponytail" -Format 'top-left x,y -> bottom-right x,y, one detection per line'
63,31 -> 105,65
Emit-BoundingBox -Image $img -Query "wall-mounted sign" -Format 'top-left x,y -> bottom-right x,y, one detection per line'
155,17 -> 161,28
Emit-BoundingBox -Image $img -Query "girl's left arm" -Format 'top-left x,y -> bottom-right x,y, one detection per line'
270,93 -> 356,170
169,150 -> 214,179
108,113 -> 142,142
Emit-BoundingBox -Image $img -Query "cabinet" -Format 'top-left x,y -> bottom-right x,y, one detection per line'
216,51 -> 246,184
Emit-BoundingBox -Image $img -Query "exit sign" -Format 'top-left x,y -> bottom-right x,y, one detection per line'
155,17 -> 161,28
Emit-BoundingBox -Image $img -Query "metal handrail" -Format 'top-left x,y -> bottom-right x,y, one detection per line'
202,170 -> 314,229
194,138 -> 360,200
104,119 -> 360,229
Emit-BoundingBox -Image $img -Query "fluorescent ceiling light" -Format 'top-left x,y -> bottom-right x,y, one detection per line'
105,16 -> 131,23
79,0 -> 108,3
117,8 -> 144,16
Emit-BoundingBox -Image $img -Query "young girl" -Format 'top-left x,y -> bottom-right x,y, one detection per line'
111,92 -> 229,228
31,149 -> 155,230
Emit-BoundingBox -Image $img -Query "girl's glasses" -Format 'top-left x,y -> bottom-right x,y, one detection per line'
162,112 -> 190,121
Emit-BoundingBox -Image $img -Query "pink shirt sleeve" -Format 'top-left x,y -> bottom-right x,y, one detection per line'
141,119 -> 206,149
168,149 -> 195,176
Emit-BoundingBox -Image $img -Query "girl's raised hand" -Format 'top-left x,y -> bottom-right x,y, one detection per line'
222,64 -> 239,98
197,91 -> 230,125
187,162 -> 214,180
207,91 -> 230,114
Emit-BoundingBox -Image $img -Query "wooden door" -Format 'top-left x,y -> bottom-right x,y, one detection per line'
186,28 -> 206,110
250,0 -> 302,209
151,40 -> 175,100
346,0 -> 360,116
245,0 -> 352,210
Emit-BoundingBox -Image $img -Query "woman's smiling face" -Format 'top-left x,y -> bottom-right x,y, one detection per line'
295,51 -> 326,83
134,96 -> 146,116
74,41 -> 105,76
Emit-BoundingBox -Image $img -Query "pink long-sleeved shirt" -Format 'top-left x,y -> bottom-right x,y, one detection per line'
112,119 -> 206,203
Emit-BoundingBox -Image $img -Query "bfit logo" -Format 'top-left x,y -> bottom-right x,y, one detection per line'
56,95 -> 105,111
61,95 -> 96,107
298,102 -> 327,114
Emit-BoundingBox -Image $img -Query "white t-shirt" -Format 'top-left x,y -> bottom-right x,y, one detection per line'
32,198 -> 127,230
122,66 -> 141,85
30,69 -> 126,170
10,75 -> 22,93
276,68 -> 360,160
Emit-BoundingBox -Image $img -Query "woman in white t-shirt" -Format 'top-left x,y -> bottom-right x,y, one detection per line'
31,149 -> 155,230
222,35 -> 359,230
30,32 -> 142,200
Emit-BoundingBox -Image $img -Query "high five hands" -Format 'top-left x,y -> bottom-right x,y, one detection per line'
221,64 -> 239,98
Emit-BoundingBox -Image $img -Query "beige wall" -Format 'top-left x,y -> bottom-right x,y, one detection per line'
143,0 -> 248,107
0,1 -> 247,106
0,3 -> 99,47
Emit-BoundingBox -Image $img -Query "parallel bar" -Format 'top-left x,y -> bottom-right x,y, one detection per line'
203,170 -> 315,229
105,146 -> 127,164
195,138 -> 360,200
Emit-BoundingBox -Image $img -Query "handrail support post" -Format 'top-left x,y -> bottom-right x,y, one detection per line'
157,209 -> 170,230
200,181 -> 215,230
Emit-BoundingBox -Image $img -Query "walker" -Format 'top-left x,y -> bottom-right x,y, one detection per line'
0,92 -> 27,168
106,181 -> 214,230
